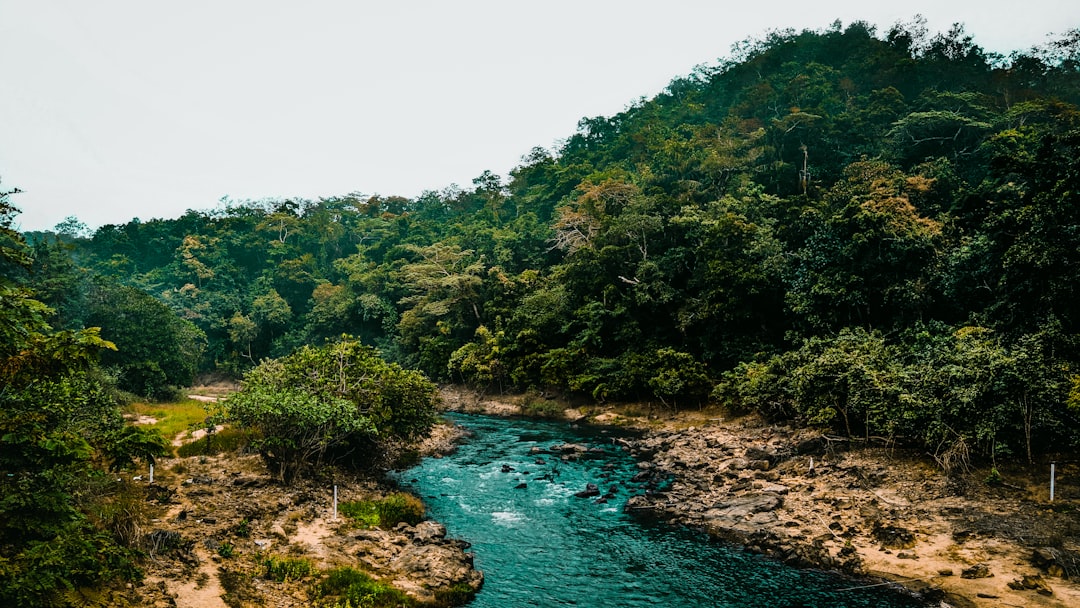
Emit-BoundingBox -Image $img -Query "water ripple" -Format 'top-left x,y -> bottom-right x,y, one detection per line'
398,413 -> 926,608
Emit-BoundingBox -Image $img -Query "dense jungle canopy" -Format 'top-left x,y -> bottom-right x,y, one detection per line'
13,19 -> 1080,464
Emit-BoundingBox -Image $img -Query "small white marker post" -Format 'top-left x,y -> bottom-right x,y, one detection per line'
149,463 -> 154,484
333,485 -> 338,521
1050,462 -> 1056,502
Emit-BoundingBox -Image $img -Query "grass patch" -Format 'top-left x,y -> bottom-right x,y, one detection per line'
176,426 -> 251,457
261,555 -> 317,582
127,398 -> 212,443
314,567 -> 414,608
339,493 -> 424,529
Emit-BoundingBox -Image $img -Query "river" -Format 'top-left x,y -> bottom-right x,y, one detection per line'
397,412 -> 927,607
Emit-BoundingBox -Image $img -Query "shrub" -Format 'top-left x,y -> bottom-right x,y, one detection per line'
261,555 -> 316,582
338,501 -> 380,528
520,394 -> 563,418
433,583 -> 479,607
224,339 -> 437,483
376,493 -> 424,527
339,493 -> 424,529
315,567 -> 414,608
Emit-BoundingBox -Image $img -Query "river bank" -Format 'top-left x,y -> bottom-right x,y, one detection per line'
115,389 -> 483,607
439,386 -> 1080,608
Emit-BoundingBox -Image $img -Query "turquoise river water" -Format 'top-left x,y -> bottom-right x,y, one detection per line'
397,413 -> 927,607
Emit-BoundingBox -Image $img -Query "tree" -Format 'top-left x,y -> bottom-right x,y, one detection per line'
224,338 -> 437,483
787,160 -> 943,332
1,192 -> 149,606
84,278 -> 207,398
394,243 -> 486,377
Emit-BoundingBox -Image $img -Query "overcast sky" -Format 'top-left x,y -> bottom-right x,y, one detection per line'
2,1 -> 1078,232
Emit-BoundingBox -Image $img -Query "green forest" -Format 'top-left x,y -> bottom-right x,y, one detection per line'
4,18 -> 1080,603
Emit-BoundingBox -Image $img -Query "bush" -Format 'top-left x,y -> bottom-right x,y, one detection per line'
376,493 -> 424,527
224,338 -> 437,483
315,567 -> 414,608
433,583 -> 479,607
261,555 -> 316,582
339,493 -> 424,529
520,395 -> 563,418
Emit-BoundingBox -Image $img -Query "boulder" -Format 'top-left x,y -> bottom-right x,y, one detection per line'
794,436 -> 826,456
961,563 -> 993,579
390,543 -> 484,604
726,458 -> 750,471
1008,574 -> 1053,596
574,483 -> 601,498
873,523 -> 916,550
411,521 -> 447,544
704,492 -> 783,521
748,460 -> 771,471
745,446 -> 777,464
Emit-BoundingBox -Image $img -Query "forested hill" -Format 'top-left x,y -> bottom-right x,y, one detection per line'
21,20 -> 1080,461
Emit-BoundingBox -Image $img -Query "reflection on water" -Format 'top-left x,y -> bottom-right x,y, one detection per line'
397,413 -> 926,608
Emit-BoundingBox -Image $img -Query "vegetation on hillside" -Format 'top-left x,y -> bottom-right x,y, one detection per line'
15,20 -> 1080,467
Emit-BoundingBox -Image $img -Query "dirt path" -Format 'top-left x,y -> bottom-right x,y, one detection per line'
159,552 -> 229,608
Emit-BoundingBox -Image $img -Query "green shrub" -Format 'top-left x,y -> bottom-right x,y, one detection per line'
520,395 -> 563,418
339,493 -> 424,529
218,542 -> 235,558
261,555 -> 316,582
315,567 -> 414,608
223,339 -> 437,484
376,493 -> 424,527
433,583 -> 478,607
338,500 -> 381,528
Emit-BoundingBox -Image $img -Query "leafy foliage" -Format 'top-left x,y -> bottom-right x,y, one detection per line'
84,277 -> 207,399
1,190 -> 146,606
315,566 -> 415,608
338,493 -> 425,529
224,338 -> 437,482
20,21 -> 1080,465
261,555 -> 316,582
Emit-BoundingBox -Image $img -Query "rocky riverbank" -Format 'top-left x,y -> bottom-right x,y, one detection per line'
440,386 -> 1080,608
120,451 -> 482,607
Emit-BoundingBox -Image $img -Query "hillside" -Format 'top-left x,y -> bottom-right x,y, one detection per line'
19,20 -> 1079,463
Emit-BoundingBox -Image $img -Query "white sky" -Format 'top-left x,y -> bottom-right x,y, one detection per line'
2,1 -> 1078,232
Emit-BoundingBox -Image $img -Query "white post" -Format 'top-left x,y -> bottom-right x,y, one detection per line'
333,485 -> 338,520
1050,463 -> 1056,502
149,463 -> 154,484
